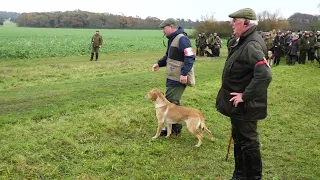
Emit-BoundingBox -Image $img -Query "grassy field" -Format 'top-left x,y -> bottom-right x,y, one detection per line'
0,27 -> 320,179
0,26 -> 195,59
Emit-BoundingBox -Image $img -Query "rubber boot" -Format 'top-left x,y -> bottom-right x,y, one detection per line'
172,124 -> 182,136
90,53 -> 94,61
230,142 -> 246,180
95,53 -> 99,61
160,124 -> 182,136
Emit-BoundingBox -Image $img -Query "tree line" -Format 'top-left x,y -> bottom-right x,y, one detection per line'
1,10 -> 319,38
195,11 -> 320,38
2,10 -> 200,29
0,11 -> 19,25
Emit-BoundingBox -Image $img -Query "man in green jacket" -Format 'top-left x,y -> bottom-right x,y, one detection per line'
90,30 -> 103,61
298,32 -> 309,64
216,8 -> 272,180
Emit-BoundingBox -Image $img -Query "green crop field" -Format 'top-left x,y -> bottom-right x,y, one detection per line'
0,26 -> 319,179
0,26 -> 196,59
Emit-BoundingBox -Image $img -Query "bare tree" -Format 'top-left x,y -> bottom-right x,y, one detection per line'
200,12 -> 216,22
257,10 -> 289,31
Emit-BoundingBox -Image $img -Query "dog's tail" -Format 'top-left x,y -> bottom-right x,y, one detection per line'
199,114 -> 214,141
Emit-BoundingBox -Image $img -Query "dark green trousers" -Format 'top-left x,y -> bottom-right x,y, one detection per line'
165,85 -> 186,106
165,85 -> 186,133
231,118 -> 262,180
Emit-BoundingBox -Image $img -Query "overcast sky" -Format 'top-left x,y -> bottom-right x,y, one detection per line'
2,0 -> 319,21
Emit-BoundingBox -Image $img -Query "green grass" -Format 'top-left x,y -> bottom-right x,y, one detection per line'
0,27 -> 195,59
0,27 -> 169,59
2,20 -> 17,27
1,45 -> 319,179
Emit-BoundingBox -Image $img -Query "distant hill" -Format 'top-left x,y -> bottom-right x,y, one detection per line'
0,11 -> 20,23
288,13 -> 320,31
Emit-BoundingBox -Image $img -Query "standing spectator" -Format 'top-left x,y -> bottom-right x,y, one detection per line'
151,18 -> 196,136
299,32 -> 309,64
216,8 -> 272,180
287,33 -> 300,65
308,32 -> 317,62
273,31 -> 285,65
90,30 -> 103,61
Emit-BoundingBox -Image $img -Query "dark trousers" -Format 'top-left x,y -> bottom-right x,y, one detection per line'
231,118 -> 262,180
308,48 -> 315,61
287,55 -> 298,65
90,47 -> 100,60
165,85 -> 186,132
199,46 -> 206,56
165,85 -> 186,106
315,47 -> 320,67
196,47 -> 199,56
298,50 -> 307,64
274,48 -> 281,65
213,47 -> 220,57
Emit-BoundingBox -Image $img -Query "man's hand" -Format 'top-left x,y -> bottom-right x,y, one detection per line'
99,45 -> 102,48
180,75 -> 187,84
152,63 -> 159,72
230,92 -> 244,107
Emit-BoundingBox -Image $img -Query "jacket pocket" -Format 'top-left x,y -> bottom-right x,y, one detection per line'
216,87 -> 234,117
166,60 -> 182,81
244,100 -> 267,120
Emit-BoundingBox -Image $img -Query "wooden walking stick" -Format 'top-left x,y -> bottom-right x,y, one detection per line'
226,130 -> 233,161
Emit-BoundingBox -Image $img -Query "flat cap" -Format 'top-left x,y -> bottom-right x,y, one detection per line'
229,8 -> 257,20
158,18 -> 177,28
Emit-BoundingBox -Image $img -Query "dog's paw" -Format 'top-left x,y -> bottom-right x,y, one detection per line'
195,144 -> 201,147
165,135 -> 171,138
152,136 -> 158,139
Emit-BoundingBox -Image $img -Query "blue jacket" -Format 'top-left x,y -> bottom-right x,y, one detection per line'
157,27 -> 196,86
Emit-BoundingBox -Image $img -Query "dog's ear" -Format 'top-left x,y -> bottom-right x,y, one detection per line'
150,91 -> 158,101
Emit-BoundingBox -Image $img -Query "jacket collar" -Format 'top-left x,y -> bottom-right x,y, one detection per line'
167,27 -> 185,39
238,25 -> 257,43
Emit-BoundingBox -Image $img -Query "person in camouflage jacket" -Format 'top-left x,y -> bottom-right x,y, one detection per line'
90,30 -> 103,61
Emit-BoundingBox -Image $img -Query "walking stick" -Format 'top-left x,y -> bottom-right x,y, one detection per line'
226,129 -> 232,161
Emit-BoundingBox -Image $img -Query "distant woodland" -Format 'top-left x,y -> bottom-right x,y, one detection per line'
1,10 -> 319,37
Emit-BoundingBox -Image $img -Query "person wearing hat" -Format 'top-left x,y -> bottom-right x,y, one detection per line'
90,30 -> 103,61
215,8 -> 272,180
273,31 -> 285,66
298,32 -> 309,64
151,18 -> 196,136
195,33 -> 202,55
314,32 -> 320,67
307,31 -> 317,62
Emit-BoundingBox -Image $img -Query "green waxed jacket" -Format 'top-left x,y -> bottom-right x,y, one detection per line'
216,26 -> 272,121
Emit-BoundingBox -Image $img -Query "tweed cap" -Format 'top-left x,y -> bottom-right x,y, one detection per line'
229,8 -> 257,20
158,18 -> 177,28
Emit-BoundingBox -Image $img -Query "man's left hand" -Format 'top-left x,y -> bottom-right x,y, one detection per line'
180,75 -> 188,84
230,92 -> 244,107
99,45 -> 102,48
